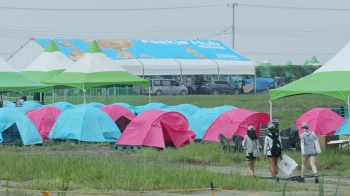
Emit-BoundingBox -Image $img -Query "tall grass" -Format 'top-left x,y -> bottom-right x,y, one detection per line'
0,151 -> 285,192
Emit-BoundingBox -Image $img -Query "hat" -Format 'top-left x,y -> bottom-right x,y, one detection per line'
268,123 -> 275,129
247,125 -> 255,131
301,122 -> 309,128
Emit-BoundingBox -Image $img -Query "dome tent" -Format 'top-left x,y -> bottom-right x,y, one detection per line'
49,107 -> 121,142
202,108 -> 270,142
115,103 -> 140,115
136,102 -> 169,114
161,108 -> 201,140
100,105 -> 136,133
15,101 -> 42,113
26,106 -> 62,141
116,109 -> 195,149
294,108 -> 344,136
191,106 -> 235,139
0,108 -> 42,145
334,119 -> 350,135
47,102 -> 73,110
169,104 -> 200,115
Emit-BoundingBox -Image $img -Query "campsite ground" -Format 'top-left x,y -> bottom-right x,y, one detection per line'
1,94 -> 350,196
1,144 -> 350,196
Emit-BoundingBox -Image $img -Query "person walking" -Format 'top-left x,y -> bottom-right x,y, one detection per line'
263,123 -> 282,182
243,125 -> 260,177
298,122 -> 319,183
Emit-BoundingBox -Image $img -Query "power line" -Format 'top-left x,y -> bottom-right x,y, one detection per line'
0,4 -> 225,11
197,26 -> 232,39
239,3 -> 350,11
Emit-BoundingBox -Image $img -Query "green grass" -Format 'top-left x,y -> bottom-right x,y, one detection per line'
0,150 -> 286,193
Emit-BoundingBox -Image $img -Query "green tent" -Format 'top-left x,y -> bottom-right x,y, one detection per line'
22,40 -> 73,82
42,40 -> 150,103
303,60 -> 309,66
260,59 -> 273,66
285,60 -> 294,66
308,56 -> 321,66
270,42 -> 350,123
0,57 -> 52,94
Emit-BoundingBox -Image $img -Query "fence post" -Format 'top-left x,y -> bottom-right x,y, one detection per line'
211,182 -> 214,196
113,86 -> 116,103
126,86 -> 128,104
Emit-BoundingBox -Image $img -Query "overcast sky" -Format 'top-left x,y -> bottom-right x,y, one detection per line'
1,0 -> 350,65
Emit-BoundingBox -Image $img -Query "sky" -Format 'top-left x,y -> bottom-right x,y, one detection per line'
0,0 -> 350,65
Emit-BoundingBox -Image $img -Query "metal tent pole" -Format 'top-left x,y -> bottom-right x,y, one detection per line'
83,83 -> 86,104
148,82 -> 151,104
254,74 -> 257,93
105,87 -> 108,104
347,92 -> 350,140
269,100 -> 273,121
52,89 -> 54,104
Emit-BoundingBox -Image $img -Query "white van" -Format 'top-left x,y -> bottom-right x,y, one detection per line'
143,79 -> 188,95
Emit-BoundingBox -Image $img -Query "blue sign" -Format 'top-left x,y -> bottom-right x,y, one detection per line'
36,39 -> 249,61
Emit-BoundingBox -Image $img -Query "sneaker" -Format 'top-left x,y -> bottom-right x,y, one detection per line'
298,177 -> 305,183
272,179 -> 276,183
315,177 -> 319,184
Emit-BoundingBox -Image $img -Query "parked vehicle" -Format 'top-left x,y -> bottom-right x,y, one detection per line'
199,80 -> 240,95
143,79 -> 188,95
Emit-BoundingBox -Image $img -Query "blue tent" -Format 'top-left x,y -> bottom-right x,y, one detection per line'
74,102 -> 105,109
244,78 -> 274,91
15,101 -> 42,113
1,100 -> 15,108
46,102 -> 74,110
0,108 -> 43,145
114,103 -> 140,115
191,106 -> 236,139
334,119 -> 349,135
49,107 -> 121,142
161,108 -> 202,140
136,102 -> 169,114
170,104 -> 200,115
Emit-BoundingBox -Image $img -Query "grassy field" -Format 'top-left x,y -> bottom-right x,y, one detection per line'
1,93 -> 349,195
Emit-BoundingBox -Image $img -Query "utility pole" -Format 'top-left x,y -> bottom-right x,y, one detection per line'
227,3 -> 237,49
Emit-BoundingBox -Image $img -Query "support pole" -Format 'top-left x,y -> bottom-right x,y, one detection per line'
52,89 -> 54,105
148,82 -> 151,104
0,92 -> 2,101
105,87 -> 108,104
227,3 -> 238,49
269,100 -> 273,121
83,84 -> 86,104
254,74 -> 257,93
348,91 -> 350,139
63,89 -> 66,102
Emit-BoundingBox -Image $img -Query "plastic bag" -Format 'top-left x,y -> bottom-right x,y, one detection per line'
278,154 -> 298,176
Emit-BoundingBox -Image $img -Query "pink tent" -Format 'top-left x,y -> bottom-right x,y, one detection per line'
25,106 -> 62,141
116,109 -> 195,149
100,105 -> 136,133
294,108 -> 344,136
202,108 -> 270,142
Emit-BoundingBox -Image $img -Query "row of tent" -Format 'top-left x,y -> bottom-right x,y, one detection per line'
259,56 -> 321,66
1,101 -> 348,148
0,101 -> 270,148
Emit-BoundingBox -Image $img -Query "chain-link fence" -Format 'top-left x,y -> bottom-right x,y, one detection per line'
1,86 -> 142,105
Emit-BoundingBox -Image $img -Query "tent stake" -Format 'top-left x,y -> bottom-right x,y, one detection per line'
269,100 -> 273,121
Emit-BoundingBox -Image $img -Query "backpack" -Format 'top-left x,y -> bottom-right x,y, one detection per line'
268,134 -> 282,157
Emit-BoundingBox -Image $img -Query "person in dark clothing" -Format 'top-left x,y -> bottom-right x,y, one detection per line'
196,77 -> 204,94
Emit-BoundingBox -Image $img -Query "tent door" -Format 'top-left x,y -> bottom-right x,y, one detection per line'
160,122 -> 174,147
115,116 -> 131,133
1,123 -> 23,144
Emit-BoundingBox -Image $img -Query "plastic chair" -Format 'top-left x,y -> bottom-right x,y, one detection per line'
232,134 -> 244,152
218,133 -> 233,152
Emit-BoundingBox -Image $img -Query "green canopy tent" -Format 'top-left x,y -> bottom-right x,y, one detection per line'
0,57 -> 52,101
43,40 -> 150,104
308,56 -> 321,66
260,58 -> 273,66
270,41 -> 350,135
22,40 -> 73,103
285,60 -> 293,66
284,60 -> 295,78
303,60 -> 309,66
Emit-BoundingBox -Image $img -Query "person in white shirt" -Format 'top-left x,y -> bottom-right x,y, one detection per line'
263,123 -> 282,182
242,125 -> 260,177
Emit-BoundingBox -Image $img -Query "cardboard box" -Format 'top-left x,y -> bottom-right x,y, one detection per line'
318,135 -> 339,149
